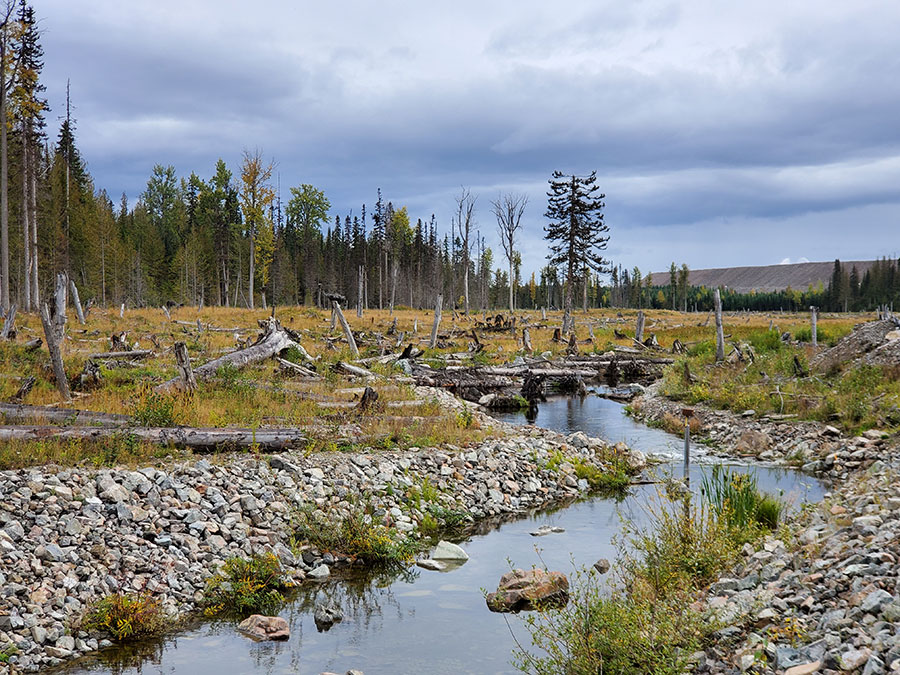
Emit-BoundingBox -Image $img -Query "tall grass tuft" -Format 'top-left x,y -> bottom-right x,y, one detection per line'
700,465 -> 784,540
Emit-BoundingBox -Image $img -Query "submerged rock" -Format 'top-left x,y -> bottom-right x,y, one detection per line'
237,614 -> 290,641
314,602 -> 343,630
530,525 -> 565,537
416,558 -> 446,571
486,568 -> 569,613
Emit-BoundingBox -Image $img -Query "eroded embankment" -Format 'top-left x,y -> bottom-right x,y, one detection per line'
0,389 -> 644,672
635,384 -> 900,674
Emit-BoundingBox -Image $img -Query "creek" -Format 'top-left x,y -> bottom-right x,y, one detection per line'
58,395 -> 824,675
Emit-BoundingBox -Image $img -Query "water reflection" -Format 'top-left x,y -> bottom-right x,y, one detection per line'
57,396 -> 824,675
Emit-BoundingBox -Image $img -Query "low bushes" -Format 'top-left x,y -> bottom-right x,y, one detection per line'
204,553 -> 290,617
293,505 -> 416,567
82,593 -> 165,641
517,475 -> 785,674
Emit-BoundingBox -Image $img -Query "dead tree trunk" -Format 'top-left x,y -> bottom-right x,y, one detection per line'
69,278 -> 85,325
0,302 -> 14,339
54,273 -> 67,340
635,311 -> 645,343
810,306 -> 818,348
429,294 -> 442,349
523,328 -> 533,353
357,265 -> 364,318
174,341 -> 197,391
332,300 -> 359,358
714,288 -> 725,362
40,302 -> 71,402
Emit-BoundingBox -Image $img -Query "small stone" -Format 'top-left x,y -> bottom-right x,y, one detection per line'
308,565 -> 330,580
861,589 -> 893,614
784,661 -> 822,675
592,559 -> 610,574
841,648 -> 871,671
313,602 -> 343,629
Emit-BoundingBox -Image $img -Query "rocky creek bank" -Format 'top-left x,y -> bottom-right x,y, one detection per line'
0,389 -> 645,672
634,384 -> 900,674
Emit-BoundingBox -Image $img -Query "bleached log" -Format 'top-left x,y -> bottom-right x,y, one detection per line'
332,361 -> 374,378
156,319 -> 300,392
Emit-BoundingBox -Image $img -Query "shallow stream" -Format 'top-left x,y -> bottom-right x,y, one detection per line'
59,396 -> 824,675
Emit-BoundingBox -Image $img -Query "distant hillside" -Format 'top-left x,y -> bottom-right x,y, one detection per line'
650,260 -> 881,293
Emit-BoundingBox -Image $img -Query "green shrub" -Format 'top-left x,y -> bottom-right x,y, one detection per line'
130,388 -> 178,427
516,493 -> 730,675
293,505 -> 416,567
516,575 -> 705,675
204,553 -> 289,617
82,593 -> 165,641
748,329 -> 783,354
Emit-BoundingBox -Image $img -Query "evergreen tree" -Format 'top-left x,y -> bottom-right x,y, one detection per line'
543,171 -> 608,331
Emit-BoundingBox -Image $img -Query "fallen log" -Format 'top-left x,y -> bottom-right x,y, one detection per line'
0,403 -> 132,426
333,361 -> 375,378
0,424 -> 315,452
156,318 -> 300,392
275,357 -> 319,379
89,349 -> 153,360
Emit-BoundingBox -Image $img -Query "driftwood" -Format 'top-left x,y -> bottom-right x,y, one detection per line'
40,302 -> 71,402
156,318 -> 300,392
0,402 -> 131,426
0,425 -> 312,452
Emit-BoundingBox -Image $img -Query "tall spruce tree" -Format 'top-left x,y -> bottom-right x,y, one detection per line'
543,171 -> 608,332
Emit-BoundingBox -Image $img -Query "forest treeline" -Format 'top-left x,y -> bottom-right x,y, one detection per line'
4,3 -> 896,316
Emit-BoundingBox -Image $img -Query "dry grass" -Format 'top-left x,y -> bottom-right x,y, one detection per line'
0,305 -> 881,468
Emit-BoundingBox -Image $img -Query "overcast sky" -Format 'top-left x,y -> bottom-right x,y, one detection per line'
38,0 -> 900,277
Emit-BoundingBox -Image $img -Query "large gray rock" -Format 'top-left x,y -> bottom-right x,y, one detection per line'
432,540 -> 468,561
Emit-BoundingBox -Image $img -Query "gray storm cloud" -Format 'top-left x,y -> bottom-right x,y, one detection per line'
37,0 -> 900,275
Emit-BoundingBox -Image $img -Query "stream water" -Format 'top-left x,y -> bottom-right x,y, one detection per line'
58,396 -> 824,675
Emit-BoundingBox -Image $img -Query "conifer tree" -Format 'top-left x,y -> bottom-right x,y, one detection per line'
543,171 -> 608,332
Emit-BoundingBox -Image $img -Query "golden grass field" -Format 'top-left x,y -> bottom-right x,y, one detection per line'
0,303 -> 883,468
